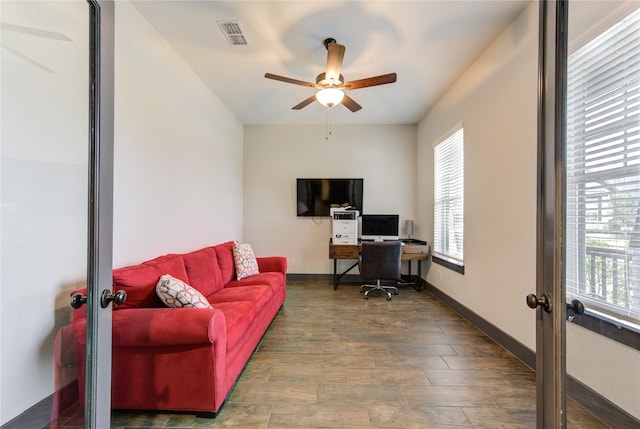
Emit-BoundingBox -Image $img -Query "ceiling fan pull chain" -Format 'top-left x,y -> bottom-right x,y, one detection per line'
326,107 -> 331,140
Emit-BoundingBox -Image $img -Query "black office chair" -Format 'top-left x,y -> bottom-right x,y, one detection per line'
358,241 -> 402,300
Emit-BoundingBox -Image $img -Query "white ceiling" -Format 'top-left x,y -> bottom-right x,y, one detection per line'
132,1 -> 530,125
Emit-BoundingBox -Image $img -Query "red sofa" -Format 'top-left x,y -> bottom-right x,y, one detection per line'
71,241 -> 287,416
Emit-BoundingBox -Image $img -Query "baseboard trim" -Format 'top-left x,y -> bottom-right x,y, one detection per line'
287,273 -> 365,284
1,396 -> 52,429
0,380 -> 78,429
424,282 -> 536,369
287,273 -> 338,281
424,281 -> 639,428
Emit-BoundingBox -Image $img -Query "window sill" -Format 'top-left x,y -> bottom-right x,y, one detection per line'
570,309 -> 640,351
432,255 -> 465,274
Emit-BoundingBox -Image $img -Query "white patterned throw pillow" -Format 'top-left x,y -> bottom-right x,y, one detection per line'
156,274 -> 212,308
233,241 -> 260,280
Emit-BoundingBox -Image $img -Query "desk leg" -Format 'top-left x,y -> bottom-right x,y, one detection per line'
333,260 -> 359,290
417,259 -> 422,291
400,260 -> 418,291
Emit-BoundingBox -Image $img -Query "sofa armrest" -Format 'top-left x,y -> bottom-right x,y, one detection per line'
257,256 -> 287,275
72,307 -> 227,348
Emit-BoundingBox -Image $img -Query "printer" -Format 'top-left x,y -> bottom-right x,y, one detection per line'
330,207 -> 359,245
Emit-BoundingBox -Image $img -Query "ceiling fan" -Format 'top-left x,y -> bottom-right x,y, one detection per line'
264,38 -> 397,112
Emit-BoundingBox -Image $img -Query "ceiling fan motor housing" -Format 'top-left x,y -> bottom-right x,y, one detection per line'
316,72 -> 344,87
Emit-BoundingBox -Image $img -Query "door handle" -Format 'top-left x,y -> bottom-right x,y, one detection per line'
100,289 -> 126,308
526,292 -> 552,313
566,299 -> 584,321
70,290 -> 127,309
70,293 -> 87,309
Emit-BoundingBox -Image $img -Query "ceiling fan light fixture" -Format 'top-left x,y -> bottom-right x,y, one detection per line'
316,88 -> 344,107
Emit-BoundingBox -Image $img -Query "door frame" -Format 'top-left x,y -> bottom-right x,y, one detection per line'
85,1 -> 114,427
535,0 -> 568,427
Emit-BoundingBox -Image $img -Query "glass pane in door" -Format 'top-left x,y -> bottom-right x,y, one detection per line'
565,1 -> 640,426
1,1 -> 90,427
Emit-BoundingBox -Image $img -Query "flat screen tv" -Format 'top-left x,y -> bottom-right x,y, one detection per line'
361,214 -> 399,241
296,178 -> 363,217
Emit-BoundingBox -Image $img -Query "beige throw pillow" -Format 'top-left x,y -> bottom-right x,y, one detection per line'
156,274 -> 212,308
233,241 -> 260,280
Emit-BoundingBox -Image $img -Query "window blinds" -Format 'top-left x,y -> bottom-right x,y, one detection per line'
434,128 -> 464,264
566,8 -> 640,322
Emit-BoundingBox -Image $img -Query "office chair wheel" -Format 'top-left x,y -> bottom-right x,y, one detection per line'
387,296 -> 392,301
394,290 -> 399,295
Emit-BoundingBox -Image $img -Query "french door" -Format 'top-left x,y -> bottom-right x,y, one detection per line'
534,1 -> 568,426
84,1 -> 115,427
1,1 -> 114,428
534,1 -> 637,427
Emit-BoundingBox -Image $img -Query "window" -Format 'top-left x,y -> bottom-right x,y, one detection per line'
566,8 -> 640,327
433,127 -> 464,273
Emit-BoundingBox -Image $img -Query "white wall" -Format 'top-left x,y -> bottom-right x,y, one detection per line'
244,124 -> 416,274
113,2 -> 244,267
417,0 -> 640,419
418,0 -> 538,352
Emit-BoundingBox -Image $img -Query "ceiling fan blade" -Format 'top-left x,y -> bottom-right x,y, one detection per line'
341,94 -> 362,112
0,22 -> 72,41
264,73 -> 317,88
292,95 -> 317,110
343,73 -> 397,90
325,42 -> 345,84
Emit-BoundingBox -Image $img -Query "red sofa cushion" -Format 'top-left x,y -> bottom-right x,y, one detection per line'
209,301 -> 255,351
113,254 -> 188,309
182,247 -> 224,297
208,285 -> 273,350
214,241 -> 236,284
226,272 -> 285,291
211,286 -> 272,314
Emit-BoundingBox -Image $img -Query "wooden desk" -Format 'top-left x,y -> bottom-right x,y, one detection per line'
329,240 -> 430,290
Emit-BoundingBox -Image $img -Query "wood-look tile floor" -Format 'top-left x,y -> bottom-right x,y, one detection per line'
56,280 -> 610,428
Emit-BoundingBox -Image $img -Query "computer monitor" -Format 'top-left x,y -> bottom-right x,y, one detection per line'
360,214 -> 399,241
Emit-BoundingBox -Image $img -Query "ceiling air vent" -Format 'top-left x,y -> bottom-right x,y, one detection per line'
217,20 -> 249,46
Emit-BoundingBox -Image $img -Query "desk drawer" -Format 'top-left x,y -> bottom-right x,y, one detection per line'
402,244 -> 429,259
329,244 -> 360,259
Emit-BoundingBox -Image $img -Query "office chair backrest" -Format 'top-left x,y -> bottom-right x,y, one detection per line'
359,241 -> 402,281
